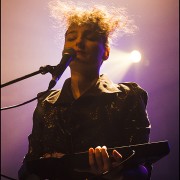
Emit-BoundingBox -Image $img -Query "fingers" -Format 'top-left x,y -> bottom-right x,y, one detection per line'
112,150 -> 122,162
89,146 -> 110,174
89,146 -> 123,175
89,147 -> 96,172
101,146 -> 110,171
111,150 -> 123,168
95,146 -> 104,170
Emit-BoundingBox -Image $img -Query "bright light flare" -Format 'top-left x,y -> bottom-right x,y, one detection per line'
129,50 -> 142,63
100,48 -> 133,81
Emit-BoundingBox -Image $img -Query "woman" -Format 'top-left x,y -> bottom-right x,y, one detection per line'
19,2 -> 151,179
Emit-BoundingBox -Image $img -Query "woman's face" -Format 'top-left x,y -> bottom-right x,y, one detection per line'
64,24 -> 109,71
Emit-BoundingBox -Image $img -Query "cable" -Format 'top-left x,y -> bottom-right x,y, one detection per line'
1,174 -> 17,180
1,65 -> 56,111
1,96 -> 38,111
1,90 -> 50,111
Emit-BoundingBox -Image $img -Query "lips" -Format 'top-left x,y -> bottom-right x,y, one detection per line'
76,50 -> 85,53
76,50 -> 86,56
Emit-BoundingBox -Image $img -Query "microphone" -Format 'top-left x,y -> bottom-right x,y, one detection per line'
48,48 -> 76,90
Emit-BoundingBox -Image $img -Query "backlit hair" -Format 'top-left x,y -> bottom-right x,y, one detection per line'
48,0 -> 137,46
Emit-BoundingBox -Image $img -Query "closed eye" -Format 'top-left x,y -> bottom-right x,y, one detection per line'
84,31 -> 99,41
65,30 -> 101,42
66,35 -> 77,41
65,31 -> 77,41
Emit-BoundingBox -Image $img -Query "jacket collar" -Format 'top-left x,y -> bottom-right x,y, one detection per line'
43,74 -> 121,105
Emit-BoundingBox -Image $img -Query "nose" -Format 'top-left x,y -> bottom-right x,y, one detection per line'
75,35 -> 85,49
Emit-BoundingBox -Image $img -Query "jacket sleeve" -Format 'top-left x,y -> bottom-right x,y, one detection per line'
24,102 -> 44,162
122,82 -> 151,145
24,91 -> 54,161
120,83 -> 152,179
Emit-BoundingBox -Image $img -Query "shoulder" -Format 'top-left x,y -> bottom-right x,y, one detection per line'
119,82 -> 146,91
33,90 -> 61,118
36,89 -> 61,104
118,82 -> 148,104
35,78 -> 71,106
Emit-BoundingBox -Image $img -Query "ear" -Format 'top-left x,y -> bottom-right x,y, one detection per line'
102,46 -> 110,61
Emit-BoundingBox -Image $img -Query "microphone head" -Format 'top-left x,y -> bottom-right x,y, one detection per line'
62,48 -> 76,58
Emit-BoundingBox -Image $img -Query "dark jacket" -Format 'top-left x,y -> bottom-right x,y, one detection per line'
22,74 -> 151,179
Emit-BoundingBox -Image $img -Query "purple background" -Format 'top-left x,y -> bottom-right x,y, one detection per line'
1,0 -> 179,179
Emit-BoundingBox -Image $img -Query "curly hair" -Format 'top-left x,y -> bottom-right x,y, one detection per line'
48,0 -> 137,46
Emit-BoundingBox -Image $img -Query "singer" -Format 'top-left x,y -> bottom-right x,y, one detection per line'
18,1 -> 152,179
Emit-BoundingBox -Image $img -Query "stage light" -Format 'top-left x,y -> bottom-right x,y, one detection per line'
100,48 -> 133,81
129,50 -> 142,63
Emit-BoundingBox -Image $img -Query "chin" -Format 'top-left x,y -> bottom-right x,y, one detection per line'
73,57 -> 87,63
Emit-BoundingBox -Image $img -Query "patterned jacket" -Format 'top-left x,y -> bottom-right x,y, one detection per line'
23,74 -> 151,179
25,74 -> 150,160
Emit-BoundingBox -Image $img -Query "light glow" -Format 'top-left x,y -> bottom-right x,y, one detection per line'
129,50 -> 142,63
100,48 -> 133,81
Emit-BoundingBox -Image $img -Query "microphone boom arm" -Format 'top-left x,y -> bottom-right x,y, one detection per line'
1,65 -> 55,88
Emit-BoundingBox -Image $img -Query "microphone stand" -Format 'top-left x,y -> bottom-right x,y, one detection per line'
1,65 -> 55,88
1,65 -> 55,111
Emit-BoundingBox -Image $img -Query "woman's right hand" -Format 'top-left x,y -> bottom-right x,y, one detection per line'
88,146 -> 122,175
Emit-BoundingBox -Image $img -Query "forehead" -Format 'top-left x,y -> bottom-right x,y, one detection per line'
65,24 -> 108,45
66,24 -> 99,35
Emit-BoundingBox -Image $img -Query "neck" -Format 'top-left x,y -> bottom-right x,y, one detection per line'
70,70 -> 99,99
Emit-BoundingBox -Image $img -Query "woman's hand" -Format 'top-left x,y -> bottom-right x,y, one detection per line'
88,146 -> 122,175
